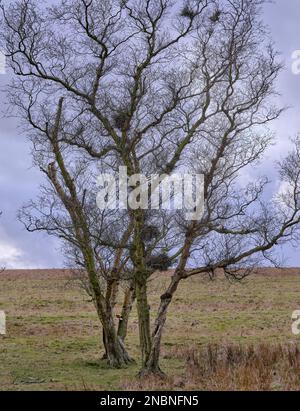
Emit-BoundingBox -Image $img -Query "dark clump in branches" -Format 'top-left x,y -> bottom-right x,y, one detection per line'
180,6 -> 196,19
210,9 -> 221,23
142,225 -> 160,242
113,110 -> 131,131
146,253 -> 172,272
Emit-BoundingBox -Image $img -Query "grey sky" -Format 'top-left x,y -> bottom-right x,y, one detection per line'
0,0 -> 300,268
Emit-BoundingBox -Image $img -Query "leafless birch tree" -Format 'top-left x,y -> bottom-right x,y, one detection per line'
1,0 -> 300,376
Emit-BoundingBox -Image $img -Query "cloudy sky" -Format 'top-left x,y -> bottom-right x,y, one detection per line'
0,0 -> 300,268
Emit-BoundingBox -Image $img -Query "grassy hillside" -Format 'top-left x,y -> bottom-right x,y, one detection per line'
1,269 -> 300,390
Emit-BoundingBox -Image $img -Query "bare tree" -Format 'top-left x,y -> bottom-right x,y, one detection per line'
1,0 -> 300,377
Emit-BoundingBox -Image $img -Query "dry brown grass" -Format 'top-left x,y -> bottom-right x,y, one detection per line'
183,342 -> 300,390
122,343 -> 300,391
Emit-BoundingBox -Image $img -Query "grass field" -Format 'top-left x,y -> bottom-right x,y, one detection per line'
1,268 -> 300,391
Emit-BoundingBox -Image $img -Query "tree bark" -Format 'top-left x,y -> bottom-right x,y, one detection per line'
99,304 -> 133,367
140,237 -> 192,376
102,285 -> 135,360
86,263 -> 133,367
131,209 -> 152,367
140,271 -> 182,377
118,284 -> 136,341
102,328 -> 108,359
135,277 -> 152,367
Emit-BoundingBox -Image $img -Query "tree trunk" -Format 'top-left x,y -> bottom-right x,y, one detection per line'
101,328 -> 108,359
135,277 -> 152,367
102,286 -> 135,361
102,277 -> 119,360
101,309 -> 133,368
93,284 -> 133,367
141,296 -> 171,377
140,272 -> 182,376
131,209 -> 152,367
118,284 -> 136,341
140,235 -> 194,375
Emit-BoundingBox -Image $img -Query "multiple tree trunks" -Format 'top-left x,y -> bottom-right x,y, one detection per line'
97,297 -> 134,368
3,0 -> 300,377
141,271 -> 183,375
